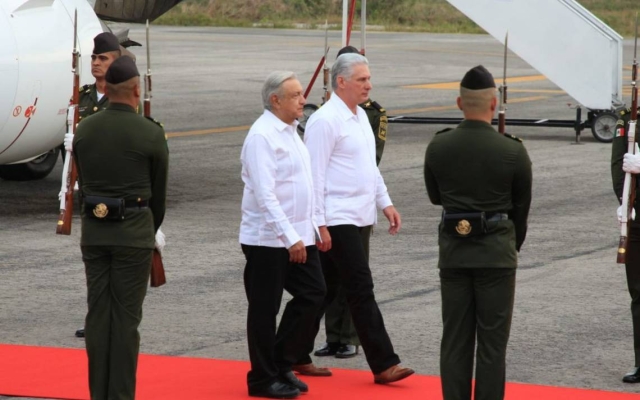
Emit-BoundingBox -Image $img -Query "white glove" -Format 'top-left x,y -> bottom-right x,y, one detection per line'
64,133 -> 73,152
618,205 -> 636,222
58,191 -> 64,201
623,152 -> 640,174
155,228 -> 166,253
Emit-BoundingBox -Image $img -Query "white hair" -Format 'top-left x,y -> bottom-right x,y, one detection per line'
331,53 -> 368,90
262,71 -> 297,110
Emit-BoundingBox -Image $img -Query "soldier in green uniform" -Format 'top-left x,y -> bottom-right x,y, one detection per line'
67,32 -> 143,339
300,46 -> 389,365
611,106 -> 640,383
424,65 -> 532,400
72,56 -> 169,400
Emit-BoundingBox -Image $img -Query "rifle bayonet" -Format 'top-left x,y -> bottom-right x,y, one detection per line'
498,32 -> 508,134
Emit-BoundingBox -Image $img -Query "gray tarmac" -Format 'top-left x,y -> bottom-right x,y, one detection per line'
1,25 -> 639,398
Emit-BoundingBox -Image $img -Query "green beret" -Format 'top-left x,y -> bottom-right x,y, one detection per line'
105,56 -> 140,84
93,32 -> 120,55
461,65 -> 496,90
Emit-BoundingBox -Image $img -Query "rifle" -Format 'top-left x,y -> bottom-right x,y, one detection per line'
144,20 -> 166,287
56,9 -> 80,235
618,13 -> 640,264
144,19 -> 152,117
498,32 -> 508,134
322,20 -> 331,104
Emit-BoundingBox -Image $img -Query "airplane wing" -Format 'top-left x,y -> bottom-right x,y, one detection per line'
94,0 -> 183,23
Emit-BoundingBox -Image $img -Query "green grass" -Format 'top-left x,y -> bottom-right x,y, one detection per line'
156,0 -> 638,37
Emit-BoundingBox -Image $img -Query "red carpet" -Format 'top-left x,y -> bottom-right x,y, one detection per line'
0,344 -> 639,399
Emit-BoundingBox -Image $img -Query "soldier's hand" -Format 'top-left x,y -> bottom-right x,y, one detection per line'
288,240 -> 307,264
623,153 -> 640,174
383,205 -> 401,235
317,226 -> 332,252
618,205 -> 636,222
155,228 -> 166,254
64,133 -> 74,152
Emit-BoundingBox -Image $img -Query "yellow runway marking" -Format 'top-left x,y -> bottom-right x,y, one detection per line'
167,125 -> 250,138
404,75 -> 548,90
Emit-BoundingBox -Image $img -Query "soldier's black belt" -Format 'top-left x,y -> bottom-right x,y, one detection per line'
84,196 -> 148,221
442,211 -> 508,238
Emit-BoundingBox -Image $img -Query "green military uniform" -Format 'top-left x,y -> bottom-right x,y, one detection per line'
611,107 -> 640,377
424,64 -> 532,400
78,84 -> 110,122
425,120 -> 532,400
78,83 -> 143,123
322,99 -> 387,352
73,56 -> 169,400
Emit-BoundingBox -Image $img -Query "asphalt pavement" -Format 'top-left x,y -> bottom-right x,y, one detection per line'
1,25 -> 639,398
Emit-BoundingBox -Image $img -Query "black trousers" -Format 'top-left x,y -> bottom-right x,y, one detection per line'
298,224 -> 400,374
323,226 -> 371,346
242,244 -> 326,390
82,245 -> 153,400
439,268 -> 516,400
626,223 -> 640,366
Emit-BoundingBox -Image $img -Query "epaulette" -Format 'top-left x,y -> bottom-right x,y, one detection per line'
619,109 -> 627,116
504,133 -> 523,142
370,100 -> 385,113
435,127 -> 453,135
80,84 -> 91,93
145,116 -> 164,128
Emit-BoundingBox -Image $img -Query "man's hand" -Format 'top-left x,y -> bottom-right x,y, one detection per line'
64,133 -> 74,153
383,205 -> 401,235
618,205 -> 636,222
155,228 -> 166,254
317,226 -> 332,252
623,153 -> 640,174
288,240 -> 307,264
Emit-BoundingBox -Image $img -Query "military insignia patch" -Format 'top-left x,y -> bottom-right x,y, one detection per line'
615,126 -> 626,137
455,220 -> 472,236
378,115 -> 388,141
146,116 -> 164,127
93,203 -> 109,219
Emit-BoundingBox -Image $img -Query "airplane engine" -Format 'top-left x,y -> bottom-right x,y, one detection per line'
0,0 -> 102,180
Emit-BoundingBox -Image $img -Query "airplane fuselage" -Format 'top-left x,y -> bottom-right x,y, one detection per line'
0,0 -> 102,166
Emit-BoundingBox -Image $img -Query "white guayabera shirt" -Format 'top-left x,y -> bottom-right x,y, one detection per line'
239,110 -> 318,249
304,94 -> 392,228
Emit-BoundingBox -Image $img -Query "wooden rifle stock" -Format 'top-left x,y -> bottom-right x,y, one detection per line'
56,10 -> 80,235
618,14 -> 639,263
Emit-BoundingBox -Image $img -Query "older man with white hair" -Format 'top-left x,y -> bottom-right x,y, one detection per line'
296,53 -> 414,385
239,71 -> 327,399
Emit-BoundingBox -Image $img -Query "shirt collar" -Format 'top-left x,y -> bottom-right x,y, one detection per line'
264,109 -> 299,133
330,94 -> 358,122
458,119 -> 495,130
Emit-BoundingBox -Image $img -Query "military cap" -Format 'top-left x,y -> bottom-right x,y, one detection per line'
337,45 -> 360,57
93,32 -> 120,55
460,65 -> 496,90
105,56 -> 140,84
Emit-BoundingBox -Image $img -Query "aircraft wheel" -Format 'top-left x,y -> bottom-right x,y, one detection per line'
0,147 -> 60,181
591,111 -> 617,143
297,104 -> 319,137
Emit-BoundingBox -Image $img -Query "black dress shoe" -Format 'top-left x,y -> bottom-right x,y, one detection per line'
75,328 -> 85,338
623,367 -> 640,383
248,381 -> 300,399
313,342 -> 340,357
280,371 -> 308,392
335,344 -> 358,359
